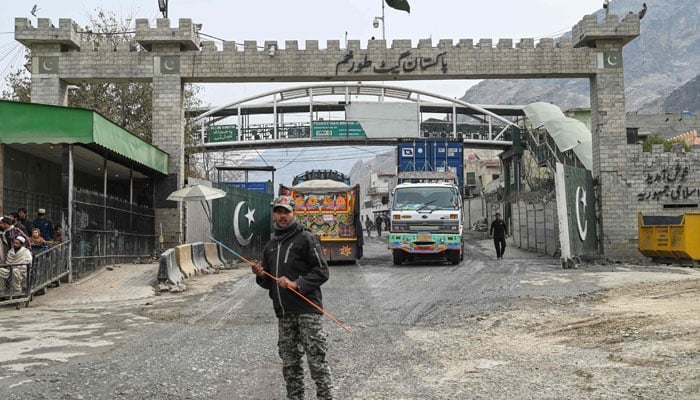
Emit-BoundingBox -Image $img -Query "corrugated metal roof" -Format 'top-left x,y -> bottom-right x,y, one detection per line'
523,102 -> 592,170
0,100 -> 168,175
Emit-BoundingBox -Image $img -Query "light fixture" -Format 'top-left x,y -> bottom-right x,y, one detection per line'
373,17 -> 381,29
267,44 -> 276,57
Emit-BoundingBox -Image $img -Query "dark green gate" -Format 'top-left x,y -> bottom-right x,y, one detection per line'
212,185 -> 272,261
555,163 -> 598,259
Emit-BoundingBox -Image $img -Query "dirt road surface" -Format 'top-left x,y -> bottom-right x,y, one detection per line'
0,236 -> 698,399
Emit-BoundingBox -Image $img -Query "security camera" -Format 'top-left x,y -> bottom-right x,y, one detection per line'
373,17 -> 380,29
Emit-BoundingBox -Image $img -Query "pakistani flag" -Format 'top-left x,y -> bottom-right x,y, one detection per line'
386,0 -> 410,13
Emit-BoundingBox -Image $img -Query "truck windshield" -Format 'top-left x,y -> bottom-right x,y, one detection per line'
392,187 -> 459,211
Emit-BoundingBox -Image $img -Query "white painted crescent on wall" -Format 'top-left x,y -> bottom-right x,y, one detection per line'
233,201 -> 254,246
42,60 -> 54,71
575,186 -> 588,241
163,60 -> 176,71
606,55 -> 618,66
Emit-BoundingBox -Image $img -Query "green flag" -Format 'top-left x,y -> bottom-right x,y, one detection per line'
385,0 -> 410,13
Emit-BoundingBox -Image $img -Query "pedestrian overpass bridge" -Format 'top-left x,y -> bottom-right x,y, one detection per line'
189,83 -> 526,152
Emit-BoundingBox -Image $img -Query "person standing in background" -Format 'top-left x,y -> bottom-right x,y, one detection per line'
489,213 -> 508,260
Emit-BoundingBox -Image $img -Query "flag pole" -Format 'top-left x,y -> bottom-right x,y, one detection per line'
381,0 -> 386,40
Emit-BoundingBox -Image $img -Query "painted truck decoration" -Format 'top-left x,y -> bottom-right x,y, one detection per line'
388,178 -> 464,265
279,170 -> 363,263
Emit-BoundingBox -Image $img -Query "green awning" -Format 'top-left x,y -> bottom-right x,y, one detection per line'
0,100 -> 168,175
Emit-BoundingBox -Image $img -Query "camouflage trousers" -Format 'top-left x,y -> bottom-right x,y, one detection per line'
278,313 -> 333,400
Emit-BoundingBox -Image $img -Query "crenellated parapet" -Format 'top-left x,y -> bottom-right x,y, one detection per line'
572,13 -> 640,48
134,18 -> 200,51
15,17 -> 81,50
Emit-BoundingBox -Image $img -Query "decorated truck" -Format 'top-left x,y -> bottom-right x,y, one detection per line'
388,171 -> 464,265
279,170 -> 363,263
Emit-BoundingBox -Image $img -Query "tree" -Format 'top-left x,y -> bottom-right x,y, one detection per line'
641,133 -> 690,152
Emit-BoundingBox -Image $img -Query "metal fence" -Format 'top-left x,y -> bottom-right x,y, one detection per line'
0,241 -> 70,308
72,189 -> 156,277
2,187 -> 62,227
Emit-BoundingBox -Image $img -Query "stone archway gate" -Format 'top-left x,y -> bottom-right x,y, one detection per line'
13,14 -> 640,253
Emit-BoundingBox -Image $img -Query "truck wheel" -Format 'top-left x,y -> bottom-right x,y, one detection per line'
392,250 -> 404,265
450,250 -> 461,265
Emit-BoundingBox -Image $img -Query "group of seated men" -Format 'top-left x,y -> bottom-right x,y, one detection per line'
0,208 -> 61,296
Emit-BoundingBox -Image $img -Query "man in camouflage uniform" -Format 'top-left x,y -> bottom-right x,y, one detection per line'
252,196 -> 333,400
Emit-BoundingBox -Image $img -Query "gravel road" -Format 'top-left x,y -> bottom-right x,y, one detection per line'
0,235 -> 698,399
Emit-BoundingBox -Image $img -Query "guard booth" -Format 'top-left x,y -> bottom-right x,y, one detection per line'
0,100 -> 169,280
638,212 -> 700,267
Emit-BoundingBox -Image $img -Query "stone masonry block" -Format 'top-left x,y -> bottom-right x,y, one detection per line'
201,41 -> 217,52
305,40 -> 319,51
457,39 -> 473,48
223,41 -> 238,52
417,39 -> 432,48
478,39 -> 492,49
347,40 -> 361,52
326,40 -> 340,51
391,39 -> 412,49
518,38 -> 534,49
557,38 -> 572,48
537,38 -> 554,49
437,39 -> 453,49
368,39 -> 386,51
497,39 -> 513,49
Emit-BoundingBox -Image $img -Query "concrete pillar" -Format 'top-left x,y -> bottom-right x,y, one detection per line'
30,75 -> 68,106
152,75 -> 185,248
590,41 -> 627,255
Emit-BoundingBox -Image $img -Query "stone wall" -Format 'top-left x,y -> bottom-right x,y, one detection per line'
605,144 -> 700,258
511,201 -> 559,257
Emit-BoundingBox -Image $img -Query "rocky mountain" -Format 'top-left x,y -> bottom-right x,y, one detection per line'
461,0 -> 700,113
662,74 -> 700,115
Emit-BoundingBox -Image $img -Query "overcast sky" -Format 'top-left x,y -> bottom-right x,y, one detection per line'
1,0 -> 607,105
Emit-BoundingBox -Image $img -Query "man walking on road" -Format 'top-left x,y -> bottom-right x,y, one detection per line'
489,212 -> 508,259
251,196 -> 333,400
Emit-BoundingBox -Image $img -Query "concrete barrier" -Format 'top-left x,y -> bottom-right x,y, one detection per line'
157,248 -> 184,285
191,242 -> 214,274
217,244 -> 230,265
204,243 -> 224,269
175,244 -> 196,278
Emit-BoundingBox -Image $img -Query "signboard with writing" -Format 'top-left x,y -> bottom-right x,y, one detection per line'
224,181 -> 270,193
311,121 -> 366,138
208,125 -> 238,142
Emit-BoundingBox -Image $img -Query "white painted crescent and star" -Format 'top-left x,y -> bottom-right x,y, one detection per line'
606,55 -> 618,66
233,201 -> 255,246
163,60 -> 175,71
42,60 -> 54,71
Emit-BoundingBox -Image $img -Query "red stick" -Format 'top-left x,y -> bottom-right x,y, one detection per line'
239,253 -> 352,334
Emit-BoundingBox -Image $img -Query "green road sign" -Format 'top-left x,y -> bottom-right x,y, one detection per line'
208,125 -> 238,142
312,121 -> 366,138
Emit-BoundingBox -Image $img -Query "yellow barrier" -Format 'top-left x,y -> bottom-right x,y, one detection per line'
175,244 -> 197,277
204,243 -> 224,269
638,212 -> 700,266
